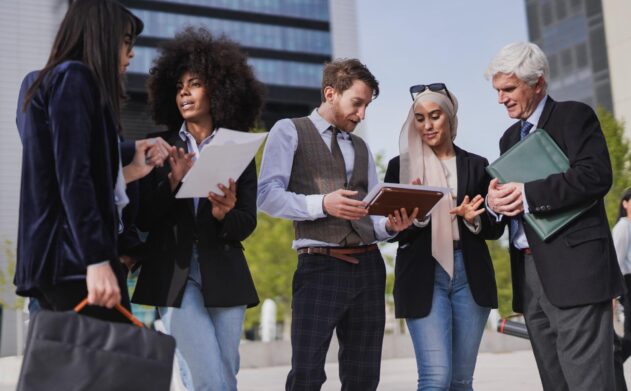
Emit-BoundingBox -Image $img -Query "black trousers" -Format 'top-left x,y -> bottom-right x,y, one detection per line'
620,275 -> 631,351
614,274 -> 631,390
523,254 -> 615,391
286,250 -> 386,391
36,261 -> 131,324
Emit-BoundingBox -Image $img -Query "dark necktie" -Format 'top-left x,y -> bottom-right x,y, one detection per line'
520,120 -> 534,140
511,120 -> 535,245
330,127 -> 347,187
330,126 -> 360,245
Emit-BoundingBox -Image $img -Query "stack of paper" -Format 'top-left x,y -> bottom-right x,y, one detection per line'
176,128 -> 267,198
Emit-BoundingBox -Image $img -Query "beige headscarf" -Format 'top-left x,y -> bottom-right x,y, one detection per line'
399,89 -> 459,277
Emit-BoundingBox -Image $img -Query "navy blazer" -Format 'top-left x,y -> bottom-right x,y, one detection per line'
385,146 -> 503,318
14,61 -> 120,296
132,130 -> 259,308
494,97 -> 624,311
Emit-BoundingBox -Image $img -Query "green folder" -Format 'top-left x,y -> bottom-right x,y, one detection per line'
486,129 -> 594,241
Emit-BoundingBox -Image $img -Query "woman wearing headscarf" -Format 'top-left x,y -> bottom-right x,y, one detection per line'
385,84 -> 503,390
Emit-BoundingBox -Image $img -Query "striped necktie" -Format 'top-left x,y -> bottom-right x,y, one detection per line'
510,120 -> 535,247
520,120 -> 534,140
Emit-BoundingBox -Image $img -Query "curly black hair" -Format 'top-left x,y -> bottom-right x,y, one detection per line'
147,27 -> 265,132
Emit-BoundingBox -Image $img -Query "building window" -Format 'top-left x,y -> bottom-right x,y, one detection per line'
541,2 -> 554,26
548,53 -> 559,79
555,0 -> 568,20
589,28 -> 608,72
575,42 -> 588,69
527,2 -> 541,41
569,0 -> 583,14
130,9 -> 331,55
128,47 -> 323,88
145,0 -> 330,21
560,47 -> 573,72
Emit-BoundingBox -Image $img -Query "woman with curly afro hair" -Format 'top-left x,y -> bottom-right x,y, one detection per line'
132,27 -> 264,391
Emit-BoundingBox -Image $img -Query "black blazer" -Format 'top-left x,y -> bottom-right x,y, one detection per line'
496,97 -> 624,312
385,146 -> 502,318
132,130 -> 259,308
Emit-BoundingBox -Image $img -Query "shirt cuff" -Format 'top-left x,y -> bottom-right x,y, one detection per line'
522,187 -> 530,214
464,215 -> 482,234
375,216 -> 396,241
87,260 -> 110,268
413,215 -> 431,228
485,196 -> 503,222
306,194 -> 327,220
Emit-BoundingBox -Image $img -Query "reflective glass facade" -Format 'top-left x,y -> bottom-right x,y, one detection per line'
129,47 -> 323,88
131,8 -> 331,55
148,0 -> 329,21
118,0 -> 331,135
525,0 -> 612,111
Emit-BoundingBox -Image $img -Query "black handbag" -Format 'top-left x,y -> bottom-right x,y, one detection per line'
17,299 -> 176,391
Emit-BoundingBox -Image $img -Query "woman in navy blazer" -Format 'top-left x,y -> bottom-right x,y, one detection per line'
14,0 -> 145,322
132,28 -> 264,391
385,85 -> 502,390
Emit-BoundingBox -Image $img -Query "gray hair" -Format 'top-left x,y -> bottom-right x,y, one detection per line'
484,42 -> 549,90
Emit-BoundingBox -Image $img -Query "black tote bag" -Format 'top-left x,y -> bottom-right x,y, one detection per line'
17,299 -> 176,391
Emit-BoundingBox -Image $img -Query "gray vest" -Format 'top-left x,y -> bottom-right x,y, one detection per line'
288,117 -> 376,245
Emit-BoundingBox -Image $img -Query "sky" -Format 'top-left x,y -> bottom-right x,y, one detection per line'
355,0 -> 529,166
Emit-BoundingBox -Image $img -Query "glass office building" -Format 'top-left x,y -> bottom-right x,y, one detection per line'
119,0 -> 332,137
524,0 -> 613,112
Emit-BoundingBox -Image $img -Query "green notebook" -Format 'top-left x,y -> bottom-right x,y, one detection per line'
486,129 -> 594,241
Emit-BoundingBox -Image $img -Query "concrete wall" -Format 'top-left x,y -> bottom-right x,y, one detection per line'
328,0 -> 359,59
603,0 -> 631,137
0,0 -> 67,356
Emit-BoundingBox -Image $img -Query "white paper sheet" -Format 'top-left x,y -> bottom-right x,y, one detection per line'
175,128 -> 267,198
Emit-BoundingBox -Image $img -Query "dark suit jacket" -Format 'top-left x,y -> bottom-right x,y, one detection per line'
496,97 -> 624,312
385,146 -> 503,318
14,61 -> 120,297
132,130 -> 259,308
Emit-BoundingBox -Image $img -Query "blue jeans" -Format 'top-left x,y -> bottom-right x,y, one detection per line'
406,250 -> 490,391
159,248 -> 246,391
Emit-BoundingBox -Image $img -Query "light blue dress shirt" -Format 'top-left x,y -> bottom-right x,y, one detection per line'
178,123 -> 217,212
257,109 -> 392,249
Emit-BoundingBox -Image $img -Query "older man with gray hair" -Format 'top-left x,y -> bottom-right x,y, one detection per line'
485,42 -> 624,390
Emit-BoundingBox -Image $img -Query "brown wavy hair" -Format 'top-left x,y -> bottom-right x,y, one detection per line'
147,27 -> 265,132
320,58 -> 379,102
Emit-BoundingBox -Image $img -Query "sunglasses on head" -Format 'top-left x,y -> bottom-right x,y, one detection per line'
409,83 -> 454,104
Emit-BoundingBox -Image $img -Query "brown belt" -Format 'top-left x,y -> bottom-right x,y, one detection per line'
297,244 -> 379,264
522,248 -> 533,255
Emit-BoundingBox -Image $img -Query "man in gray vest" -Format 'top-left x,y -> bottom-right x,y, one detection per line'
258,58 -> 417,390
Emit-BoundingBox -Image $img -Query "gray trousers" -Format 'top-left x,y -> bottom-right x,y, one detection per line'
523,254 -> 615,391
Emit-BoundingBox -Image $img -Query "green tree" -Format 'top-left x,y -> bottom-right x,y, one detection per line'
243,213 -> 296,330
487,239 -> 512,317
598,107 -> 631,227
0,239 -> 24,310
241,136 -> 297,331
